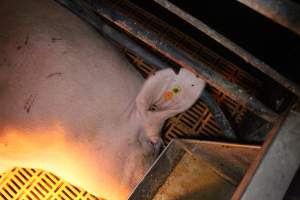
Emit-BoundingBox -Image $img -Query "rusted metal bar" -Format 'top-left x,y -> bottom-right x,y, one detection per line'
56,0 -> 237,140
153,0 -> 300,97
237,0 -> 300,36
92,0 -> 279,123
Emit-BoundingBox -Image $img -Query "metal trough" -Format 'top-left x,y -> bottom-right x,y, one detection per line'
129,139 -> 260,200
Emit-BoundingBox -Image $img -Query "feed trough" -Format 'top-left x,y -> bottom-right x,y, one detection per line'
129,139 -> 259,200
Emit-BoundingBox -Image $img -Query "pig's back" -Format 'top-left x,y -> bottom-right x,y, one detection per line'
0,0 -> 143,135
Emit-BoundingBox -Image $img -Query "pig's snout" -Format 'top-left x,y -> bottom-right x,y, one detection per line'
148,136 -> 164,157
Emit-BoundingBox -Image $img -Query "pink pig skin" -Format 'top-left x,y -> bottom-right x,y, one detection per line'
0,0 -> 205,199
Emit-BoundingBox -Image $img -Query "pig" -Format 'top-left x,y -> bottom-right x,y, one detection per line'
0,0 -> 205,199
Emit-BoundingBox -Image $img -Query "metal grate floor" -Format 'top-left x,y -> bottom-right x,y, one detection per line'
0,168 -> 101,200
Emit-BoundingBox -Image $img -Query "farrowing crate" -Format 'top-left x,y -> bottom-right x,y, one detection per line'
0,0 -> 262,199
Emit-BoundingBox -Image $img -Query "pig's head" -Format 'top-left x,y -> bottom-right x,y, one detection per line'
117,68 -> 205,196
136,68 -> 205,150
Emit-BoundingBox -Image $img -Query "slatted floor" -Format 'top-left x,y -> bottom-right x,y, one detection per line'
0,168 -> 100,200
0,0 -> 261,199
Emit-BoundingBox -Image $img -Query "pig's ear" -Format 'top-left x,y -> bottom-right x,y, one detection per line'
136,68 -> 206,121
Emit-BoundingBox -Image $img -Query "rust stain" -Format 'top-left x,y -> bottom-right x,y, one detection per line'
153,153 -> 236,200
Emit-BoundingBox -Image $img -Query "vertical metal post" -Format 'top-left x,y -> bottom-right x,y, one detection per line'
233,110 -> 300,200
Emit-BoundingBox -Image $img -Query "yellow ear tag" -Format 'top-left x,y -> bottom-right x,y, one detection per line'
172,86 -> 181,95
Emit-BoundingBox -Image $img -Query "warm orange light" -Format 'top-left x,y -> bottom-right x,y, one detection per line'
0,124 -> 128,200
0,167 -> 101,200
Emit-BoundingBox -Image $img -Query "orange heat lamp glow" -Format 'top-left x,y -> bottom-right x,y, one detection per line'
0,124 -> 127,200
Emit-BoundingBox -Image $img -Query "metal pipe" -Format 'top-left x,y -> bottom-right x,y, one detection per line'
55,0 -> 237,140
153,0 -> 300,97
237,0 -> 300,36
91,0 -> 279,123
55,0 -> 167,75
201,91 -> 236,140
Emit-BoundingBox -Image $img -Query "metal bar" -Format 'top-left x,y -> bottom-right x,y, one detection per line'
153,0 -> 300,97
55,0 -> 237,140
231,114 -> 284,199
237,110 -> 300,200
55,0 -> 165,70
92,0 -> 279,123
237,0 -> 300,36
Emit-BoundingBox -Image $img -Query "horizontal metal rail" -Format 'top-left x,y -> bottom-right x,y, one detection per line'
237,0 -> 300,36
153,0 -> 300,97
91,0 -> 279,123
